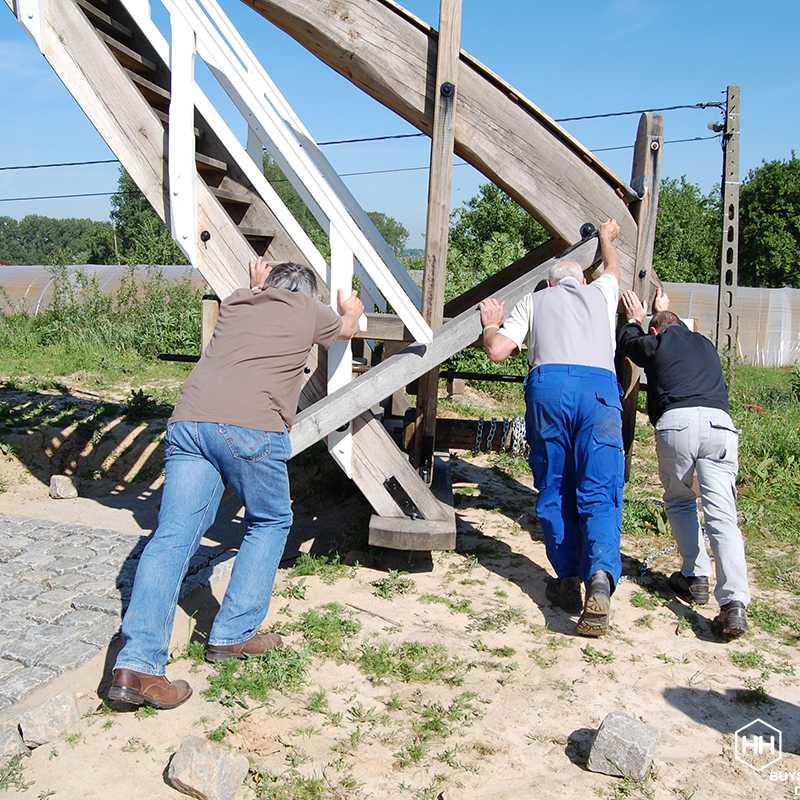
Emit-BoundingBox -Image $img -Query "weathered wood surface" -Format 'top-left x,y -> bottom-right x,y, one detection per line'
289,238 -> 599,457
443,238 -> 562,317
618,113 -> 664,478
300,349 -> 448,521
414,0 -> 462,470
242,0 -> 638,282
201,294 -> 221,352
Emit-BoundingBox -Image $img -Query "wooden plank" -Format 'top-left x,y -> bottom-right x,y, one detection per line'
443,237 -> 562,317
195,152 -> 228,172
300,349 -> 448,521
201,294 -> 220,352
414,0 -> 462,474
242,0 -> 638,283
619,113 -> 664,479
289,237 -> 599,457
369,454 -> 456,550
75,0 -> 133,38
98,29 -> 156,73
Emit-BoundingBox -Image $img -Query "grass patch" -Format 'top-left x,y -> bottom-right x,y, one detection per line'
748,599 -> 799,635
468,607 -> 526,632
249,769 -> 329,800
288,553 -> 353,585
581,645 -> 615,666
278,579 -> 307,600
0,757 -> 31,792
291,603 -> 361,661
630,591 -> 662,610
419,593 -> 474,615
730,650 -> 767,671
205,647 -> 310,705
359,642 -> 465,686
372,570 -> 415,599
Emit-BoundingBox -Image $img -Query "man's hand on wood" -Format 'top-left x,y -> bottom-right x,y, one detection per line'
622,290 -> 646,326
337,289 -> 364,319
249,257 -> 272,291
479,298 -> 505,328
598,218 -> 620,242
653,287 -> 670,313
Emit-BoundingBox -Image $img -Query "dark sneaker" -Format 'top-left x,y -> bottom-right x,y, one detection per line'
206,633 -> 283,663
576,571 -> 611,637
669,571 -> 710,605
545,576 -> 583,614
712,601 -> 748,639
108,669 -> 192,710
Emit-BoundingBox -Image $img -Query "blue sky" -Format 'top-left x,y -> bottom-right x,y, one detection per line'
1,0 -> 798,248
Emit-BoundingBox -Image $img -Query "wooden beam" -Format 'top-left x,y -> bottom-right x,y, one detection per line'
240,0 -> 638,284
443,237 -> 562,317
289,237 -> 599,457
414,0 -> 462,475
201,293 -> 220,351
618,112 -> 664,478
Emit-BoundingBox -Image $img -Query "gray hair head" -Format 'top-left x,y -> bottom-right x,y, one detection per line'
547,259 -> 584,285
264,262 -> 318,297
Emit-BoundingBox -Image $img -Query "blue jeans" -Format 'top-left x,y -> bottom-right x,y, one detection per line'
114,420 -> 293,676
525,365 -> 624,586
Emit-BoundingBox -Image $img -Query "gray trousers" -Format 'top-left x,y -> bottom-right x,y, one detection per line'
654,407 -> 750,607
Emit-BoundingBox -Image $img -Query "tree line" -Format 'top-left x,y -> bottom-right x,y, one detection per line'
0,153 -> 797,289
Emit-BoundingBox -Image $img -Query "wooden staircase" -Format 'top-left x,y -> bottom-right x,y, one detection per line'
6,0 -> 662,550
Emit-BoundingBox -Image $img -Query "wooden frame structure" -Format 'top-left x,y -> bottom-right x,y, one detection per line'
6,0 -> 663,550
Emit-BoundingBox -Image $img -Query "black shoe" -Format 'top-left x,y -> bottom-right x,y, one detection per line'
576,571 -> 611,637
713,601 -> 748,639
669,572 -> 710,605
545,577 -> 583,614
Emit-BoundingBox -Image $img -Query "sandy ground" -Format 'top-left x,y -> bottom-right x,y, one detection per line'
0,451 -> 797,800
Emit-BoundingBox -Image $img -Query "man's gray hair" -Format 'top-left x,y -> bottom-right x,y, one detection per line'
264,262 -> 318,297
548,259 -> 584,285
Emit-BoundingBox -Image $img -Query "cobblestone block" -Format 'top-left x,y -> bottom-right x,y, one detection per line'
49,475 -> 79,499
72,594 -> 121,617
2,637 -> 60,667
587,712 -> 657,780
0,562 -> 26,579
59,609 -> 108,628
0,546 -> 24,562
79,618 -> 120,648
39,640 -> 100,674
25,601 -> 71,625
50,545 -> 96,561
15,548 -> 55,569
0,658 -> 21,679
166,736 -> 249,800
1,599 -> 33,618
0,667 -> 56,703
37,588 -> 79,605
19,693 -> 80,747
48,573 -> 89,591
49,557 -> 89,575
12,582 -> 45,601
0,723 -> 28,768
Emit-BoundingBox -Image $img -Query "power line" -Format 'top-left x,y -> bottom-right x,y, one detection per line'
0,158 -> 119,172
0,98 -> 723,172
0,135 -> 721,204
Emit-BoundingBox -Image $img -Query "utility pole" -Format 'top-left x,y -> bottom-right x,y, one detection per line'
714,85 -> 741,379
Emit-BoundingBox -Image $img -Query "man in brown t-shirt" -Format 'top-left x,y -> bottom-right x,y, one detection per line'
109,259 -> 364,709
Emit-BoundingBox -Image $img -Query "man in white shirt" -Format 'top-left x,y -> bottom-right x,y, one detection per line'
479,220 -> 623,637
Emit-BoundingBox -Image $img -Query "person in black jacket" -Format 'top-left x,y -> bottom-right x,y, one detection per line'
618,287 -> 750,639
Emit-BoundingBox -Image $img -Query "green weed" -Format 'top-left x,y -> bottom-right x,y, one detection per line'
372,570 -> 415,599
359,642 -> 465,686
581,645 -> 615,666
292,603 -> 360,661
730,650 -> 767,671
306,689 -> 328,714
468,607 -> 526,632
630,592 -> 661,610
419,593 -> 474,615
249,768 -> 328,800
0,756 -> 31,792
205,647 -> 310,705
288,553 -> 353,584
279,579 -> 307,600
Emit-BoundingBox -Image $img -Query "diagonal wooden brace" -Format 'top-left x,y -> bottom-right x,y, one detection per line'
289,237 -> 599,457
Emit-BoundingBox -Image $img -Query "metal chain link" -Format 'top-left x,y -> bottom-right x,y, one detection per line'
501,418 -> 511,450
511,416 -> 528,457
486,417 -> 497,452
473,417 -> 485,455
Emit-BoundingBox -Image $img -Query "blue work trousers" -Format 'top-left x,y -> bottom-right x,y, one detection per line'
525,364 -> 624,587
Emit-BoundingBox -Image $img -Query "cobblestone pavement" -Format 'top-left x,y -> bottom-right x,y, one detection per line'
0,514 -> 234,710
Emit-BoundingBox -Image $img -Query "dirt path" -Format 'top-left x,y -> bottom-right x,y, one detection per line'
1,457 -> 798,799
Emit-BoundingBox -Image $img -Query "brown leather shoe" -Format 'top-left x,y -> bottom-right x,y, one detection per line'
107,669 -> 192,710
206,633 -> 283,663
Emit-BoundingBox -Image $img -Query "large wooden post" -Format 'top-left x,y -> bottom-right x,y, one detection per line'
412,0 -> 462,480
715,85 -> 741,381
619,112 -> 664,478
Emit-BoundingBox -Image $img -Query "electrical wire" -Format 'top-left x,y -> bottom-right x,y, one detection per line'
0,134 -> 721,203
0,98 -> 724,172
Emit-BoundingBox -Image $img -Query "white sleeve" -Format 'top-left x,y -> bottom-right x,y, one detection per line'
498,295 -> 531,350
591,273 -> 619,314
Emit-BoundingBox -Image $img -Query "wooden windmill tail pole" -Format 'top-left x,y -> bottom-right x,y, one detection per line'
413,0 -> 463,480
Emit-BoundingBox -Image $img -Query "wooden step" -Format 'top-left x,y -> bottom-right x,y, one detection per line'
238,226 -> 274,241
152,107 -> 200,138
76,0 -> 133,39
210,187 -> 251,207
195,153 -> 227,173
125,68 -> 170,109
99,31 -> 156,73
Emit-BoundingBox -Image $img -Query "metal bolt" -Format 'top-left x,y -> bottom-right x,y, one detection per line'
650,140 -> 660,151
200,230 -> 211,243
440,81 -> 455,98
638,269 -> 647,280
